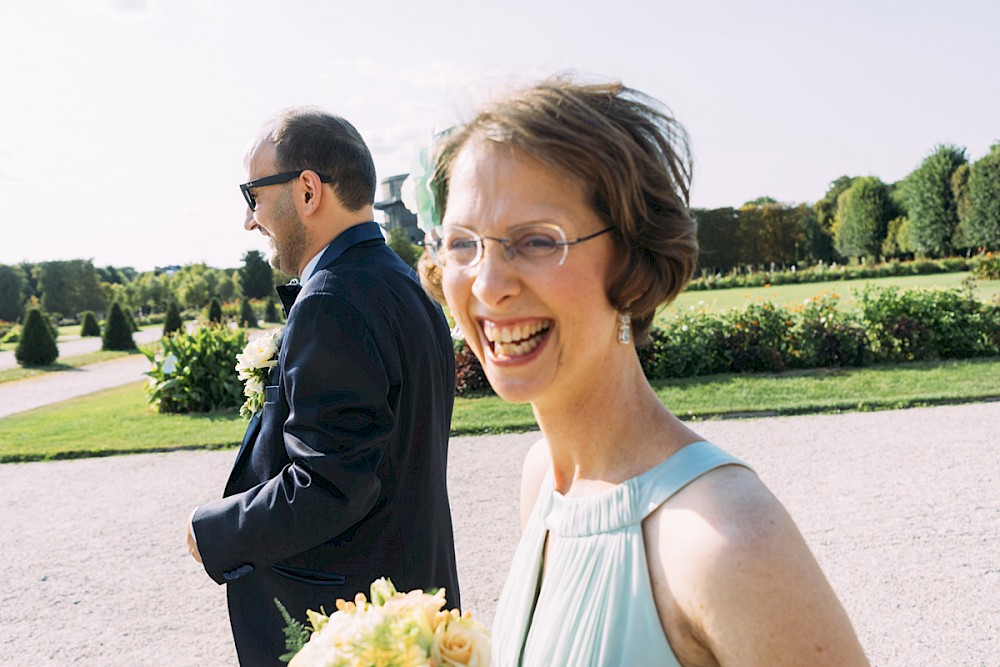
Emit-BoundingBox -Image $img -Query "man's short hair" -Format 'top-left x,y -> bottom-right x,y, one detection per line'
266,107 -> 377,211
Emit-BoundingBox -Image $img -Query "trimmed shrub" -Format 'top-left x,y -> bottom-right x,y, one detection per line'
126,308 -> 140,332
239,299 -> 257,328
163,300 -> 183,336
80,311 -> 101,337
263,299 -> 281,324
208,298 -> 223,323
144,322 -> 248,413
102,302 -> 136,351
15,308 -> 58,366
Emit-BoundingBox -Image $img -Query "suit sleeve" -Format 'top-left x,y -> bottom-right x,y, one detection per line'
193,291 -> 394,584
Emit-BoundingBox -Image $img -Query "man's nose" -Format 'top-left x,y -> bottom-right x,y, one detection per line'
244,207 -> 257,231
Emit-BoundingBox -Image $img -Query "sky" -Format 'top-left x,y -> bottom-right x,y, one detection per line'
1,0 -> 998,272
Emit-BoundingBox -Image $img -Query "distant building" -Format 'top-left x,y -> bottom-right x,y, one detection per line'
374,174 -> 422,244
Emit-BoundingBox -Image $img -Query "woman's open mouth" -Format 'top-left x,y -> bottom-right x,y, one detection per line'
481,319 -> 552,359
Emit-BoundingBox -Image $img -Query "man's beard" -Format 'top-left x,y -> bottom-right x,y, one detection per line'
268,196 -> 308,276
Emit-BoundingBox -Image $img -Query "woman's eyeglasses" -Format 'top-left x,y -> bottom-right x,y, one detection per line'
422,223 -> 613,269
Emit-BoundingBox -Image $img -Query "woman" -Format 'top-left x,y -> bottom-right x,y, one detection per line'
418,78 -> 869,666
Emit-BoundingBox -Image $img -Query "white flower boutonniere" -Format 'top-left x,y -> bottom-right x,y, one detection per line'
235,327 -> 282,420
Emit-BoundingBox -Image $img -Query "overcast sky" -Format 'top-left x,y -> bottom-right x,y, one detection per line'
1,0 -> 997,271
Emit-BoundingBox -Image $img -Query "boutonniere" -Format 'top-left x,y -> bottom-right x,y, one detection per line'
235,327 -> 283,420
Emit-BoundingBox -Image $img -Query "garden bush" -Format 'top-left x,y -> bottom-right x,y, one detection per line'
102,302 -> 136,351
264,299 -> 281,324
972,253 -> 1000,280
15,308 -> 58,366
239,299 -> 257,328
80,311 -> 101,337
688,257 -> 973,292
454,339 -> 492,397
208,298 -> 223,323
144,322 -> 248,413
163,300 -> 183,335
857,284 -> 997,362
791,294 -> 869,368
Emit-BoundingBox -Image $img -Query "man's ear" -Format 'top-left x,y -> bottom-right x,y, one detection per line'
297,170 -> 325,216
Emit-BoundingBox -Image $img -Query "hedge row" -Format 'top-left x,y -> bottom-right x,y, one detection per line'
686,256 -> 990,291
455,284 -> 1000,396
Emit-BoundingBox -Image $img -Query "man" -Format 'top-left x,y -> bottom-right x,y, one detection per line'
186,108 -> 460,665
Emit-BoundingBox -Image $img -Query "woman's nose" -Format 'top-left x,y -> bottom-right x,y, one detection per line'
470,241 -> 521,307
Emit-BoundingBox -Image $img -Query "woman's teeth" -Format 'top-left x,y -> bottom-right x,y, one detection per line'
483,321 -> 550,357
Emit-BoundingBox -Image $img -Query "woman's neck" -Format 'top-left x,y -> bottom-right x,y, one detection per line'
531,354 -> 699,496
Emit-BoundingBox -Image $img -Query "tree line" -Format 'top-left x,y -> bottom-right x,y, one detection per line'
696,142 -> 1000,274
0,250 -> 282,324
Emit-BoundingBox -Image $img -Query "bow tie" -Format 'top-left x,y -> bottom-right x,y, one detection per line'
275,281 -> 302,317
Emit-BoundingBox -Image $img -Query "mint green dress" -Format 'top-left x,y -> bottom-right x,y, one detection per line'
492,441 -> 750,666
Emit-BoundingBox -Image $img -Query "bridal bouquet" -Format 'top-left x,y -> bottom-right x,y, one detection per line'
277,578 -> 490,666
235,327 -> 282,419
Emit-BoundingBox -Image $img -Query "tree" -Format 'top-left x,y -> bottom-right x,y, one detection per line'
814,176 -> 856,238
693,207 -> 741,272
15,308 -> 58,366
0,264 -> 27,322
834,177 -> 892,259
102,302 -> 136,350
965,143 -> 1000,250
387,227 -> 421,270
906,145 -> 967,256
163,300 -> 183,335
172,263 -> 215,309
239,250 -> 274,299
208,297 -> 223,323
80,311 -> 101,337
239,299 -> 257,328
38,259 -> 105,318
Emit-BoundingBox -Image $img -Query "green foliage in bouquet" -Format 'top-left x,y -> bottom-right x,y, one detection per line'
239,299 -> 258,328
275,598 -> 311,663
15,308 -> 58,367
80,311 -> 101,337
208,297 -> 224,324
102,302 -> 136,351
163,300 -> 183,336
143,322 -> 247,413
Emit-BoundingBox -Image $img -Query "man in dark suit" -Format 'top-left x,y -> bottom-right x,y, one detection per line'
186,107 -> 460,665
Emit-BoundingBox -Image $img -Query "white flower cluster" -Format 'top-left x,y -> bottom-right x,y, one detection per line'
235,327 -> 282,420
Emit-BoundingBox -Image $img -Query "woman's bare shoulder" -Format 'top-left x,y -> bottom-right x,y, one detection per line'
645,465 -> 869,666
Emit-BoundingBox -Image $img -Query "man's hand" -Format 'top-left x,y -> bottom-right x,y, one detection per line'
186,518 -> 202,564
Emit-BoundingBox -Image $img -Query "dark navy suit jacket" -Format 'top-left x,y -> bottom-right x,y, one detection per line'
192,223 -> 460,665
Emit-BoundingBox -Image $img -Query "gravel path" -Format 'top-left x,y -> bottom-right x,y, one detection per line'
1,402 -> 998,666
0,327 -> 162,371
0,357 -> 153,419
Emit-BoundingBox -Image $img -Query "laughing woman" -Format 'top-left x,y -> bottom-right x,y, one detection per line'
418,78 -> 869,667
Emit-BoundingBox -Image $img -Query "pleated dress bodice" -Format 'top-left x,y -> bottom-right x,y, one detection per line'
492,441 -> 750,667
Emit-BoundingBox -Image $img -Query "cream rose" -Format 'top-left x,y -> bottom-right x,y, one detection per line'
431,610 -> 491,667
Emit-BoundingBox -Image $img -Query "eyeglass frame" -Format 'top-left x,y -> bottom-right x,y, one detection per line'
422,222 -> 614,269
240,170 -> 333,211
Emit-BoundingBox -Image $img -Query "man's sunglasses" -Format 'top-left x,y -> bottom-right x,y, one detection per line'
240,170 -> 333,211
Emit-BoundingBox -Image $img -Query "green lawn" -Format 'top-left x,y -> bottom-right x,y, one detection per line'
2,357 -> 998,462
664,272 -> 1000,318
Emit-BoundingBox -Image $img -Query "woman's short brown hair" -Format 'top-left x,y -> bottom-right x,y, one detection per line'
419,76 -> 698,345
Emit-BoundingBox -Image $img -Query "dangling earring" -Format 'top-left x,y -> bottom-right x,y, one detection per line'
450,324 -> 464,341
617,312 -> 632,344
